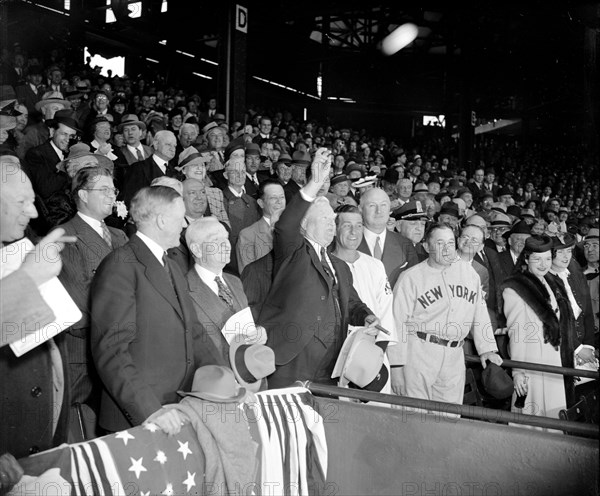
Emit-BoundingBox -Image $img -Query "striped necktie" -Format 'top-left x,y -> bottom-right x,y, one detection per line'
215,275 -> 234,307
100,221 -> 112,248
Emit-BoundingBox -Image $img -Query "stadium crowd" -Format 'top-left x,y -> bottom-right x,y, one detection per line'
0,43 -> 599,490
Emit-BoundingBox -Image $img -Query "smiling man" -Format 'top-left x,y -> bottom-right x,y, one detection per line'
57,166 -> 128,439
393,223 -> 501,405
259,148 -> 379,388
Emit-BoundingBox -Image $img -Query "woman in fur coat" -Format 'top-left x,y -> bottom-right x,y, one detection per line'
502,235 -> 577,425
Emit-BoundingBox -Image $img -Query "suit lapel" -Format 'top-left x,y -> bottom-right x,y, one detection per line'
70,214 -> 112,257
130,235 -> 183,319
187,269 -> 229,325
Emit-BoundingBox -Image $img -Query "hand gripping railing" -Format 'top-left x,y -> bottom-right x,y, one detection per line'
464,354 -> 600,379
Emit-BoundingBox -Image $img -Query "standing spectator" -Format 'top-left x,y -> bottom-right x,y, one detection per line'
56,166 -> 128,439
91,185 -> 223,434
358,188 -> 418,288
393,223 -> 501,404
123,130 -> 176,205
221,158 -> 261,274
259,148 -> 378,388
582,228 -> 599,344
502,236 -> 575,425
117,114 -> 152,166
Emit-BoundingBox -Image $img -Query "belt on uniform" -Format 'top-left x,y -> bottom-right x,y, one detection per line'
416,331 -> 464,348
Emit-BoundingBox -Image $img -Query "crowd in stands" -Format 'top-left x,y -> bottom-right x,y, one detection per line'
1,42 -> 598,484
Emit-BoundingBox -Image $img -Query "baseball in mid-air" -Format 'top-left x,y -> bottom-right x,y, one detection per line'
382,23 -> 419,55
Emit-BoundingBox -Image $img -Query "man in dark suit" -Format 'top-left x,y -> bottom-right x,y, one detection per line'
91,186 -> 224,435
259,148 -> 379,388
482,168 -> 499,197
222,158 -> 261,274
0,160 -> 75,464
185,217 -> 253,364
57,166 -> 128,439
358,188 -> 419,288
122,130 -> 177,205
15,65 -> 44,113
283,151 -> 310,204
467,167 -> 486,201
243,143 -> 262,198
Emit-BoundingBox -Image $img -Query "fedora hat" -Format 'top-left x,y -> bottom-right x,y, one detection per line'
0,100 -> 22,131
202,121 -> 224,136
332,328 -> 387,393
438,201 -> 461,219
35,91 -> 71,112
585,228 -> 599,241
229,341 -> 276,393
245,142 -> 260,156
481,363 -> 513,399
291,150 -> 311,167
56,143 -> 114,173
413,183 -> 428,194
178,365 -> 246,403
503,219 -> 531,240
117,114 -> 146,133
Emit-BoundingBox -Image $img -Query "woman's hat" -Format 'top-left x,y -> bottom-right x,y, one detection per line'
551,233 -> 576,250
524,234 -> 553,253
177,365 -> 246,403
56,143 -> 114,173
229,341 -> 276,393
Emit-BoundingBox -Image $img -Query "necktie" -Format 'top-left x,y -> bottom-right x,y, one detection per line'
215,275 -> 234,307
253,175 -> 259,187
373,236 -> 383,260
320,247 -> 336,284
136,148 -> 144,162
100,221 -> 112,248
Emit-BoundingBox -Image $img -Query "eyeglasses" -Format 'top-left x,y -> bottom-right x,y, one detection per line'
84,187 -> 119,196
458,235 -> 482,245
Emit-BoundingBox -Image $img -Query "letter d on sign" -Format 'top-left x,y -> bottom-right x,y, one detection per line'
236,5 -> 248,33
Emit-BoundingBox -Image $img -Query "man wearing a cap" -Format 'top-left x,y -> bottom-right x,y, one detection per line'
582,228 -> 599,338
393,201 -> 428,262
393,223 -> 501,403
485,213 -> 511,253
358,188 -> 419,288
259,149 -> 378,388
118,114 -> 152,166
123,130 -> 177,205
496,220 -> 532,282
23,114 -> 80,226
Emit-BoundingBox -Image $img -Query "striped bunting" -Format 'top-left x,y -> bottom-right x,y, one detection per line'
246,387 -> 328,496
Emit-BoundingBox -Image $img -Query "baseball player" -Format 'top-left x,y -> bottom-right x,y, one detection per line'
392,223 -> 502,404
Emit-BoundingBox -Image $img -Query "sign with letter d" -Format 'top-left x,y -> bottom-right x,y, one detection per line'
236,5 -> 248,33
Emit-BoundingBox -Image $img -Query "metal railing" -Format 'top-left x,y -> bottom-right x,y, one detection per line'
464,354 -> 600,379
305,382 -> 599,438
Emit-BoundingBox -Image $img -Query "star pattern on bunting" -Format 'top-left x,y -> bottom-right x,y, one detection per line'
177,440 -> 192,460
128,457 -> 147,479
115,430 -> 135,446
183,471 -> 196,492
154,450 -> 168,465
162,482 -> 174,495
140,492 -> 150,496
144,423 -> 159,433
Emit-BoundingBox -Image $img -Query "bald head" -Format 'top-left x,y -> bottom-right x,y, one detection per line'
1,162 -> 38,242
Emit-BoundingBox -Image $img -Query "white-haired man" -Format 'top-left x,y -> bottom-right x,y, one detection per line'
123,130 -> 177,205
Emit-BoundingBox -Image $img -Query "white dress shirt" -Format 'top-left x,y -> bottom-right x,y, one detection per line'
77,212 -> 105,239
152,155 -> 168,175
194,263 -> 226,296
136,231 -> 166,265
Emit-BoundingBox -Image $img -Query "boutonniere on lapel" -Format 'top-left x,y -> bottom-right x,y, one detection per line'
114,200 -> 128,219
